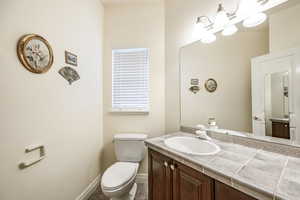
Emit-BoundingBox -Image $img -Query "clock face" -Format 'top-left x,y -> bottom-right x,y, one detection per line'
17,34 -> 53,74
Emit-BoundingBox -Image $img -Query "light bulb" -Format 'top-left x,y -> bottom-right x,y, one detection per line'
243,12 -> 267,28
237,0 -> 260,18
201,32 -> 217,44
195,21 -> 206,36
214,4 -> 229,28
222,25 -> 238,36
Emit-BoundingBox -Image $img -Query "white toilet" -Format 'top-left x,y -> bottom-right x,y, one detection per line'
101,133 -> 148,200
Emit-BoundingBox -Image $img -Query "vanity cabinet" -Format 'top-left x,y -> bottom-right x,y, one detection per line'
272,121 -> 290,139
173,160 -> 214,200
215,181 -> 256,200
148,149 -> 257,200
148,149 -> 173,200
149,149 -> 214,200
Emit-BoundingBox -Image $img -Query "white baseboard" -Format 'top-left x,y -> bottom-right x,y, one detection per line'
136,173 -> 148,183
75,172 -> 146,200
76,174 -> 101,200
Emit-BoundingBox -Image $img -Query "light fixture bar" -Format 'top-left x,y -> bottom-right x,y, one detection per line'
197,16 -> 214,30
193,0 -> 288,44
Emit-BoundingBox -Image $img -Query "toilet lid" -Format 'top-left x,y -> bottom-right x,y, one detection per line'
101,162 -> 138,190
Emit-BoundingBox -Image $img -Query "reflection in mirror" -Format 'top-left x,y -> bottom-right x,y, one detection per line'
265,72 -> 290,138
180,0 -> 300,143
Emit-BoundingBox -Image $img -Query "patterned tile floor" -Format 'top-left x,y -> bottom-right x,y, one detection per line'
88,183 -> 148,200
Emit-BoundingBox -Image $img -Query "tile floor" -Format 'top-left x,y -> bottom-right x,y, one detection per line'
88,183 -> 148,200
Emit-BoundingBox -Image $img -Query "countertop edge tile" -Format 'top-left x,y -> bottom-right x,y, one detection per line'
231,179 -> 274,200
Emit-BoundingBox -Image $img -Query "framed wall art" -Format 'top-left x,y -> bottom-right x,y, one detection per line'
65,51 -> 78,66
17,34 -> 54,74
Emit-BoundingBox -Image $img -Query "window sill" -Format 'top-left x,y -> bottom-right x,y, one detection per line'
109,109 -> 149,115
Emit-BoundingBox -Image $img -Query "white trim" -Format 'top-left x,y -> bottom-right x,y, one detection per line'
112,48 -> 150,112
135,173 -> 148,183
251,47 -> 300,142
75,174 -> 101,200
110,108 -> 149,114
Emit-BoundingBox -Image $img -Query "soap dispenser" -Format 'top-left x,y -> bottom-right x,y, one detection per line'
208,118 -> 218,129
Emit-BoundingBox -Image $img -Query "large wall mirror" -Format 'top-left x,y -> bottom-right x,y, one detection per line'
180,0 -> 300,143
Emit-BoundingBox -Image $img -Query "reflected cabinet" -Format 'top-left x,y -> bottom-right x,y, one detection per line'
148,149 -> 257,200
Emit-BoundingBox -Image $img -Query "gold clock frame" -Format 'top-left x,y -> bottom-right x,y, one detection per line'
205,78 -> 218,93
17,34 -> 54,74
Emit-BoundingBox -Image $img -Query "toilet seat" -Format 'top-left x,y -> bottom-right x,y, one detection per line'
101,162 -> 138,191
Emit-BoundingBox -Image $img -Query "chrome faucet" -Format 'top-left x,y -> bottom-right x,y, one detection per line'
195,125 -> 212,141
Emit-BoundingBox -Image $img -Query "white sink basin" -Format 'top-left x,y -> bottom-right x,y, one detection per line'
164,136 -> 220,156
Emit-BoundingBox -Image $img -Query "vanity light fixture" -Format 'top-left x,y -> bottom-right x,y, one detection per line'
216,4 -> 239,36
214,4 -> 231,29
243,12 -> 267,27
222,24 -> 238,36
196,16 -> 217,44
194,0 -> 275,44
241,0 -> 268,27
195,16 -> 209,36
201,31 -> 217,44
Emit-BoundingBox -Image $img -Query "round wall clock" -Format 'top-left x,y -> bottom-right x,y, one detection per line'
205,78 -> 218,93
17,34 -> 54,74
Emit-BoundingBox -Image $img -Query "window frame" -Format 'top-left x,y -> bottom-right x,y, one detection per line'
111,48 -> 150,114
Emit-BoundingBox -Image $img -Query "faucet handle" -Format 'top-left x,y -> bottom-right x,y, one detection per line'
195,130 -> 212,141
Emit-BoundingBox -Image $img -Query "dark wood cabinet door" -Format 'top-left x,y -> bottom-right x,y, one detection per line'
215,181 -> 257,200
272,122 -> 290,139
173,161 -> 214,200
148,149 -> 173,200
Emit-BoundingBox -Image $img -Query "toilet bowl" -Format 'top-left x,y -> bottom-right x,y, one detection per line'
101,133 -> 147,200
101,162 -> 139,200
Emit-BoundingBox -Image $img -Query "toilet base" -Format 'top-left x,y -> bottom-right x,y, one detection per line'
111,183 -> 137,200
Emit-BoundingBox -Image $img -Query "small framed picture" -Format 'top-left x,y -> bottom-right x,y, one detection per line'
191,78 -> 199,86
65,51 -> 78,66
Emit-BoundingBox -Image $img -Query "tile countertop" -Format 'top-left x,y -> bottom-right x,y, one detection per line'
145,132 -> 300,200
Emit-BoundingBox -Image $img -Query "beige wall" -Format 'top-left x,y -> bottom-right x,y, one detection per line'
0,0 -> 103,200
165,0 -> 300,133
181,31 -> 269,132
103,1 -> 165,173
269,3 -> 300,52
165,0 -> 240,133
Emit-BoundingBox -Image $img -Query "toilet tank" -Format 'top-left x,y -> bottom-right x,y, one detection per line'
114,134 -> 148,162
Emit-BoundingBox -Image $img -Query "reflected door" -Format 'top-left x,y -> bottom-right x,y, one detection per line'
252,54 -> 293,138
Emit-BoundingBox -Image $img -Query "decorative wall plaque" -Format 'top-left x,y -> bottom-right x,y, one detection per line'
189,86 -> 200,94
191,78 -> 199,86
59,66 -> 80,85
205,78 -> 218,93
17,34 -> 54,74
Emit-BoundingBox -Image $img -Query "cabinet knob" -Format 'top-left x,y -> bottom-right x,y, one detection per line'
170,164 -> 176,170
164,161 -> 169,168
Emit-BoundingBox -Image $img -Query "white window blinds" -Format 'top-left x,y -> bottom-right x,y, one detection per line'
112,48 -> 149,112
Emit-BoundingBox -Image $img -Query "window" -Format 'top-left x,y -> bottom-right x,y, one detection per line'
112,48 -> 149,112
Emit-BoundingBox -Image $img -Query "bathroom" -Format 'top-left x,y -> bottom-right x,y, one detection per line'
0,0 -> 300,200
